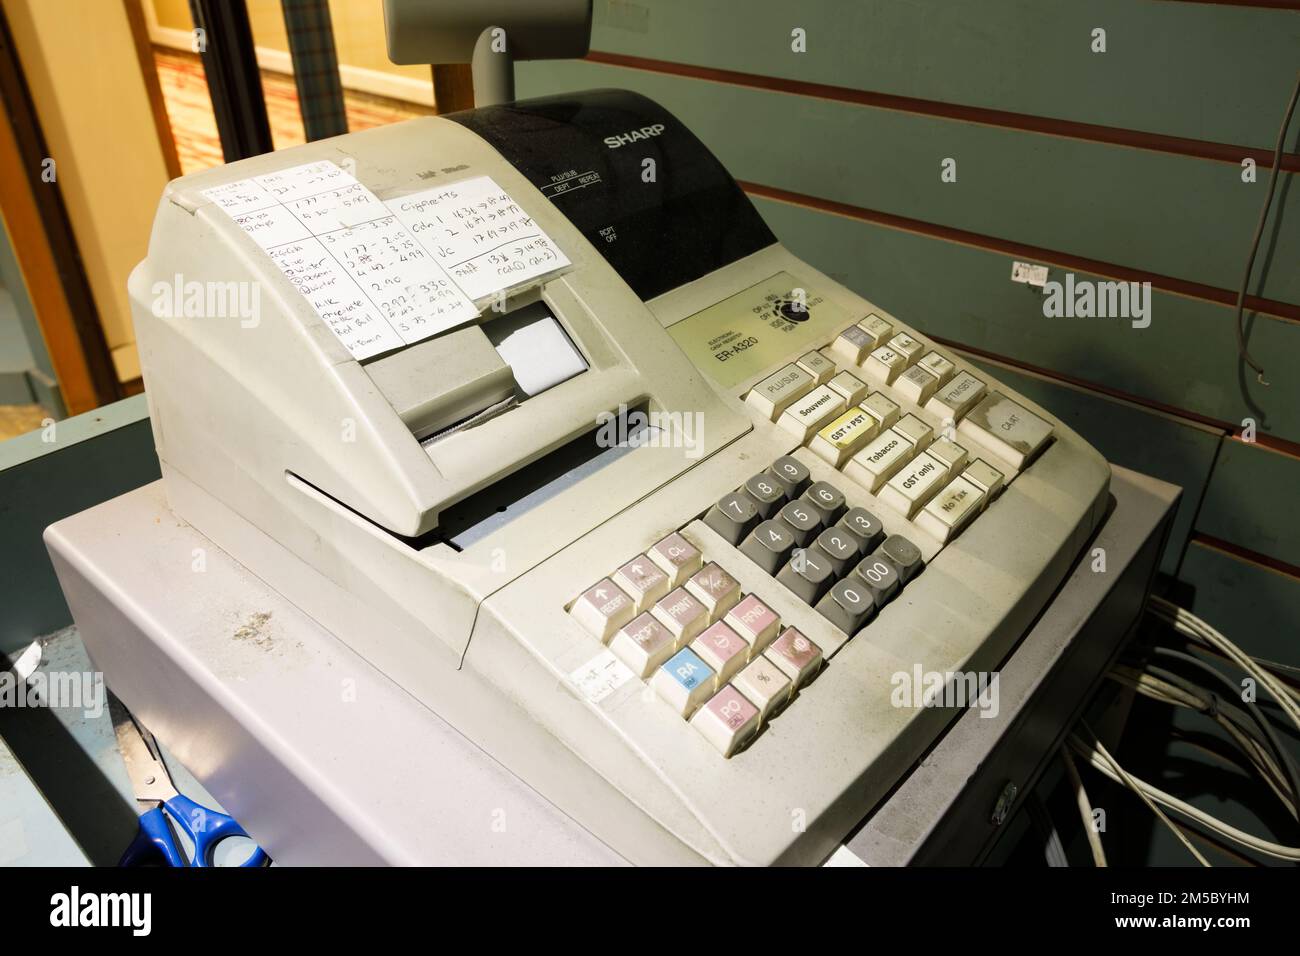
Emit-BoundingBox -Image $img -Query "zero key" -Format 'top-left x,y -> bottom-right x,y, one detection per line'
815,577 -> 875,634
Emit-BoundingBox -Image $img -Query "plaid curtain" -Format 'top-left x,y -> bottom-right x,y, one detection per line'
280,0 -> 348,141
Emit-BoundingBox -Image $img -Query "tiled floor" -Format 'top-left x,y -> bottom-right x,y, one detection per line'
0,403 -> 46,440
153,47 -> 435,175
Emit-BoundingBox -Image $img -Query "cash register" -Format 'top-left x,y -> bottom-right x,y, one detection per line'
53,2 -> 1110,865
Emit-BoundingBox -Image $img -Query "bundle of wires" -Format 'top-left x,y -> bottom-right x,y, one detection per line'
1063,595 -> 1300,865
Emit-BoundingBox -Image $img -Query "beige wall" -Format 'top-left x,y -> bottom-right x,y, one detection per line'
2,0 -> 172,382
152,0 -> 430,87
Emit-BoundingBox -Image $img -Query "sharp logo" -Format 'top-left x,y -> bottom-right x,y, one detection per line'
603,124 -> 666,148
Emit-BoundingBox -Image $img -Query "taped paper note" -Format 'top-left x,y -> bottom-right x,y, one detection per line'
203,160 -> 479,360
570,650 -> 634,704
1010,261 -> 1049,287
386,175 -> 571,301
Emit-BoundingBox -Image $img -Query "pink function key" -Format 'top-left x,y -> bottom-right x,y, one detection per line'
723,594 -> 781,652
690,621 -> 751,684
651,587 -> 710,646
569,578 -> 635,642
647,532 -> 703,587
609,612 -> 677,678
685,562 -> 742,620
765,627 -> 823,688
690,685 -> 761,757
613,555 -> 671,613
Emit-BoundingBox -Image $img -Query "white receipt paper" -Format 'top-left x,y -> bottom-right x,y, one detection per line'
487,304 -> 588,397
204,163 -> 569,362
386,175 -> 571,302
203,160 -> 478,360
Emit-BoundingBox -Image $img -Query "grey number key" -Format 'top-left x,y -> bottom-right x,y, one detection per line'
777,546 -> 836,605
704,491 -> 760,545
801,480 -> 847,526
836,507 -> 885,555
813,525 -> 859,578
881,534 -> 924,582
766,455 -> 811,498
740,519 -> 797,575
742,473 -> 787,518
854,552 -> 900,606
815,577 -> 876,634
776,499 -> 823,546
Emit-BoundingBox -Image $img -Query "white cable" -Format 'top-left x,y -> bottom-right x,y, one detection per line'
1108,667 -> 1296,812
1076,722 -> 1211,866
1192,644 -> 1300,706
1148,596 -> 1300,729
1061,747 -> 1107,866
1068,732 -> 1300,862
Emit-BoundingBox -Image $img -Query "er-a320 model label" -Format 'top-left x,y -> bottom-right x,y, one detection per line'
667,272 -> 855,389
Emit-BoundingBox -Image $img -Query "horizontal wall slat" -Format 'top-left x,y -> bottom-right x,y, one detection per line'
1178,541 -> 1300,661
1195,440 -> 1300,568
518,61 -> 1300,308
746,197 -> 1300,443
952,356 -> 1219,575
588,0 -> 1300,149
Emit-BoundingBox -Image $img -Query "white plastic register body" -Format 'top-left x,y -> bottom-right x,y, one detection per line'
47,90 -> 1109,865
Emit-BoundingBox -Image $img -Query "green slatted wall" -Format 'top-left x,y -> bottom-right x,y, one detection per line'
518,0 -> 1300,648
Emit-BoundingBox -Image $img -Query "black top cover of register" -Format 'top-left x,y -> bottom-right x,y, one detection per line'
449,89 -> 777,301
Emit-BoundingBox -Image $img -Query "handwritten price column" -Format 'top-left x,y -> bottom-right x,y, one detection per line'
386,175 -> 571,302
203,160 -> 479,360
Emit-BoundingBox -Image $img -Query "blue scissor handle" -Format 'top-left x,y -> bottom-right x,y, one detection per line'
120,806 -> 187,867
119,796 -> 269,867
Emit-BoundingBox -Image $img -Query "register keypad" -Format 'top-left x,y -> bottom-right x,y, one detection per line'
570,531 -> 827,757
739,318 -> 1048,553
729,468 -> 924,629
567,317 -> 1056,758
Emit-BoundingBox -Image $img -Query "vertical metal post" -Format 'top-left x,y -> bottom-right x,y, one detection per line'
188,0 -> 273,161
471,26 -> 514,107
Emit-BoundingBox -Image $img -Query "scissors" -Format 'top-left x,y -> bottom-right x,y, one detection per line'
111,696 -> 269,867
